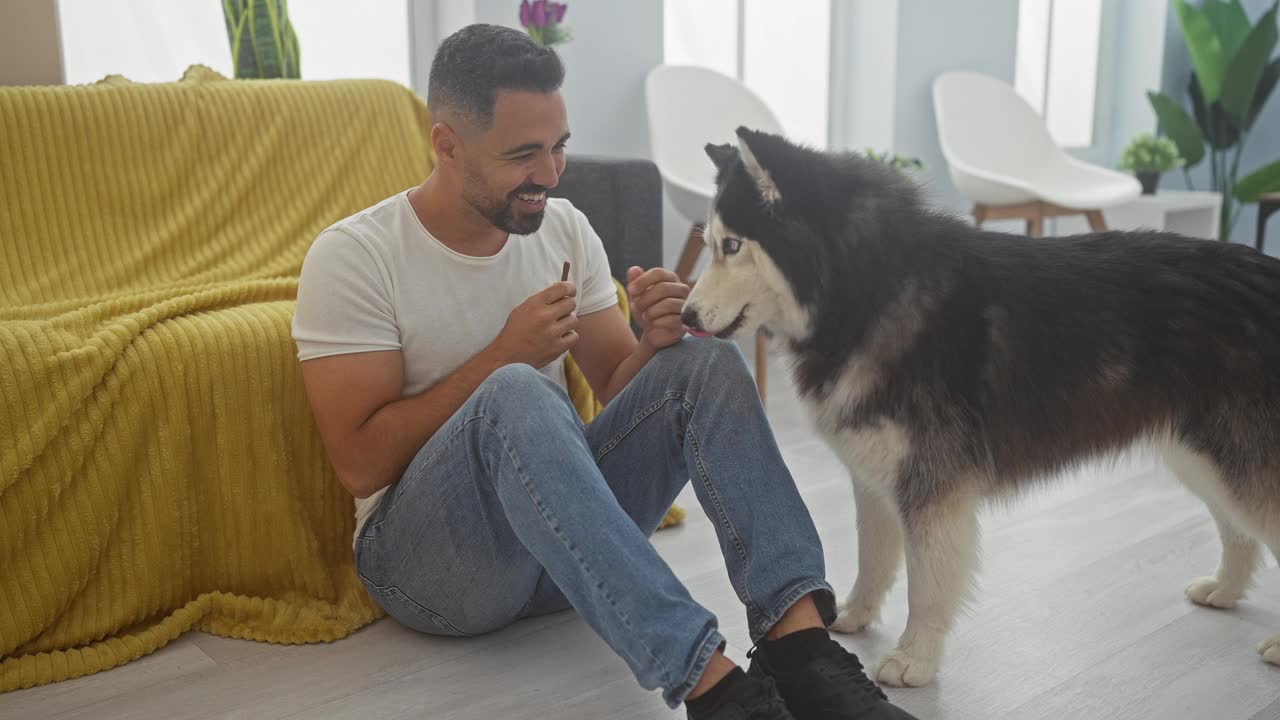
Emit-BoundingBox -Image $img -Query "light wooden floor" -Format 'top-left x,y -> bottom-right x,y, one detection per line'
5,347 -> 1280,720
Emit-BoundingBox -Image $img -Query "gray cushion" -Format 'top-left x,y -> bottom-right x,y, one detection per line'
552,155 -> 664,286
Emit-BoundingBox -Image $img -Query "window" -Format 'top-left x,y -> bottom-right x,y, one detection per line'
57,0 -> 410,87
1014,0 -> 1102,148
663,0 -> 831,149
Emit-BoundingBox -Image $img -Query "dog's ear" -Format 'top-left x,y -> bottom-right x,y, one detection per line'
704,143 -> 738,176
734,126 -> 782,205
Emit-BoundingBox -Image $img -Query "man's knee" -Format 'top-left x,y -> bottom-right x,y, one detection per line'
475,363 -> 569,413
648,337 -> 749,380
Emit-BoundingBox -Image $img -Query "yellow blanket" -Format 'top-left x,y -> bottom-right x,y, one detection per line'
0,66 -> 675,693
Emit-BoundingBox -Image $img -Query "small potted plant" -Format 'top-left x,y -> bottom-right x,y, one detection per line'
1118,133 -> 1183,195
862,148 -> 924,173
519,1 -> 570,47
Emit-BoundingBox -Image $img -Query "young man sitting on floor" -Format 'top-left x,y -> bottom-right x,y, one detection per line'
292,23 -> 917,720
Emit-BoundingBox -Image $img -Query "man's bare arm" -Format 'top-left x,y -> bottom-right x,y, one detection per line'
301,347 -> 505,499
570,267 -> 691,405
301,281 -> 578,499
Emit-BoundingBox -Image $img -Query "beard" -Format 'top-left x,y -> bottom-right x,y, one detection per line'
463,165 -> 547,235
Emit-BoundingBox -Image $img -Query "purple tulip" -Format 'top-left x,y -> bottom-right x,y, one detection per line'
551,2 -> 567,23
519,0 -> 531,27
532,0 -> 548,27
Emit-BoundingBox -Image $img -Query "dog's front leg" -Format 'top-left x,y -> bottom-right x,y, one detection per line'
832,479 -> 903,633
876,491 -> 979,688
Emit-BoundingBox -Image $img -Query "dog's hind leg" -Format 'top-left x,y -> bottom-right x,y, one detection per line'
1259,535 -> 1280,665
1184,504 -> 1261,609
1259,535 -> 1280,666
1164,446 -> 1262,609
1165,444 -> 1280,665
875,490 -> 979,688
832,479 -> 903,634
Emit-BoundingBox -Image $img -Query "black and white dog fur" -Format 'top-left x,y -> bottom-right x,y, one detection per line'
682,127 -> 1280,688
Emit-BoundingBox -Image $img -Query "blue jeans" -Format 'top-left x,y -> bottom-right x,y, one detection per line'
355,338 -> 836,707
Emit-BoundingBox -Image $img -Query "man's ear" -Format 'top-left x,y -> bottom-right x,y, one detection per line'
431,122 -> 461,164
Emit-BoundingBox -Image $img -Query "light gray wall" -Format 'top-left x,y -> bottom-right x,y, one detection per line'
471,0 -> 661,160
829,0 -> 900,154
889,0 -> 1020,214
1157,0 -> 1280,248
829,0 -> 1020,216
1102,0 -> 1169,170
1068,0 -> 1122,169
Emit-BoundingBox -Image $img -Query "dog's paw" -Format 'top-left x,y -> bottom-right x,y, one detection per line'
1185,576 -> 1242,609
1260,635 -> 1280,665
831,603 -> 878,634
875,648 -> 937,687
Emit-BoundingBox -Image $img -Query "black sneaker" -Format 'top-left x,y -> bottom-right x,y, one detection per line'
746,637 -> 918,720
686,673 -> 797,720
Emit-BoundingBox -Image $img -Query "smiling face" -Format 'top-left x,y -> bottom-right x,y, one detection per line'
425,24 -> 568,236
459,89 -> 570,235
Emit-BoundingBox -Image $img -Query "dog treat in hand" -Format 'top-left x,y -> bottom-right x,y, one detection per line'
561,261 -> 570,282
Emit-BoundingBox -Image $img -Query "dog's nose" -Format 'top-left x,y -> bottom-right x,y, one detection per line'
680,307 -> 701,330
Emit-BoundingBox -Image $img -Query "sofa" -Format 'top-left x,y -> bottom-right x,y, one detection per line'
0,65 -> 675,692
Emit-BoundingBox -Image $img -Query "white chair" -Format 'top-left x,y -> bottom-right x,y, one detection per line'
932,71 -> 1141,236
645,64 -> 783,404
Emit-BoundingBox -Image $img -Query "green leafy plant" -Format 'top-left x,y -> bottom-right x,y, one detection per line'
861,148 -> 925,172
1147,0 -> 1280,240
222,0 -> 300,79
1119,133 -> 1185,173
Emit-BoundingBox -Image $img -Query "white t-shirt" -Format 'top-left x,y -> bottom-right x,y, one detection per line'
291,190 -> 619,545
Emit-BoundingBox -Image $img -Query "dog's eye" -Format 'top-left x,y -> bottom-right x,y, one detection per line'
721,237 -> 742,256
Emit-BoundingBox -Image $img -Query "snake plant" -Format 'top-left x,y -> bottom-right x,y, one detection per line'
222,0 -> 300,79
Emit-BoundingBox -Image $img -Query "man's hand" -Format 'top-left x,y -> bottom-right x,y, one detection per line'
489,281 -> 579,368
627,266 -> 690,350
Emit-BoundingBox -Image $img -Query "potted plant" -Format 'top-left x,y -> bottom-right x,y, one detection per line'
1147,0 -> 1280,240
519,1 -> 571,47
1118,133 -> 1184,194
861,148 -> 925,173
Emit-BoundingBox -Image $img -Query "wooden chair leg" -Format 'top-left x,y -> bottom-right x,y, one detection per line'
1085,210 -> 1107,232
1026,206 -> 1044,238
674,223 -> 705,285
1253,199 -> 1279,251
1260,205 -> 1268,252
755,331 -> 768,408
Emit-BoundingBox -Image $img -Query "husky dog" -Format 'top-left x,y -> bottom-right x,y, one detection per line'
681,126 -> 1280,688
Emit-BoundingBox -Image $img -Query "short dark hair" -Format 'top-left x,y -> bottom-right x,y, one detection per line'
427,24 -> 565,129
